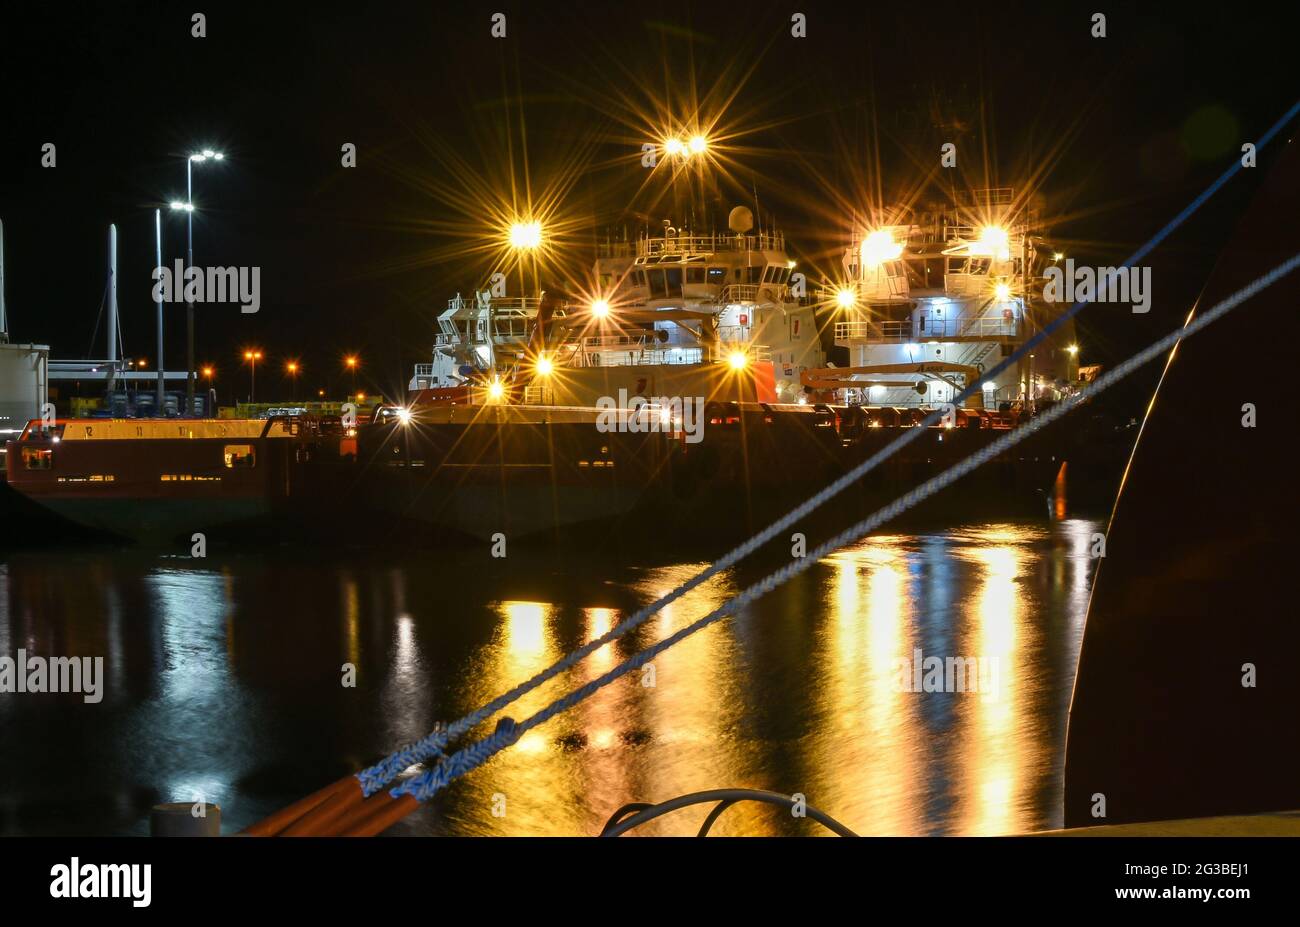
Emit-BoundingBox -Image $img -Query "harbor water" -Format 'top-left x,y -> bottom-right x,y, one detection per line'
0,517 -> 1099,836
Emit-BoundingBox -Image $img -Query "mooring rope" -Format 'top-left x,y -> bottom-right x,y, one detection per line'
385,252 -> 1300,803
354,99 -> 1300,799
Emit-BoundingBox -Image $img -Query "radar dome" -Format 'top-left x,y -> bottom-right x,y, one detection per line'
728,206 -> 754,234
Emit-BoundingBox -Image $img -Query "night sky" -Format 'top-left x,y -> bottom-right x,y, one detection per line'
2,1 -> 1296,409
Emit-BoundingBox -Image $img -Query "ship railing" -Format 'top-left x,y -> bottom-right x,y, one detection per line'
956,186 -> 1014,207
619,231 -> 786,258
835,318 -> 1019,342
713,283 -> 789,305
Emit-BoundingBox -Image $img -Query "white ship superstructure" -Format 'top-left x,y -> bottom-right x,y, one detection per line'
828,187 -> 1078,410
410,207 -> 824,405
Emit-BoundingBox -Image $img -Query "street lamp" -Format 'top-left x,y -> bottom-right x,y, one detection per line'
243,349 -> 262,404
286,361 -> 299,400
345,355 -> 359,395
173,149 -> 225,416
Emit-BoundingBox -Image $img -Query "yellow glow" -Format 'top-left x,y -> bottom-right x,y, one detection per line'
1066,344 -> 1079,355
688,135 -> 707,154
664,138 -> 685,156
1053,252 -> 1065,261
488,379 -> 505,401
345,356 -> 358,369
994,283 -> 1011,301
860,230 -> 903,268
591,299 -> 610,318
508,220 -> 543,250
727,350 -> 748,371
980,226 -> 1009,250
535,356 -> 554,376
836,288 -> 856,309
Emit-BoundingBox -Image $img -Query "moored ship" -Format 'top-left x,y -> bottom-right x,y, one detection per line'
361,189 -> 1122,545
4,415 -> 348,543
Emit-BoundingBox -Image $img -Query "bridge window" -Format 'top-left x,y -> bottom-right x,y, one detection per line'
664,266 -> 683,296
707,267 -> 726,284
686,266 -> 705,284
224,444 -> 256,468
22,448 -> 52,470
746,266 -> 762,283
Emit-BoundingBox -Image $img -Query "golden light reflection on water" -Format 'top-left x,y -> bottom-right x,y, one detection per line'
2,520 -> 1098,836
810,539 -> 924,834
371,524 -> 1086,836
957,543 -> 1022,835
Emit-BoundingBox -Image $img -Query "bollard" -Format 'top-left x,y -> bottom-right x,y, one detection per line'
150,801 -> 221,837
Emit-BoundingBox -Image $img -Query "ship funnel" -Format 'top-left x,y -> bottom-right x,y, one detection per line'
728,206 -> 754,234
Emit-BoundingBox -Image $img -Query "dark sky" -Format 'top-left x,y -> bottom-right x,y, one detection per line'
2,1 -> 1296,408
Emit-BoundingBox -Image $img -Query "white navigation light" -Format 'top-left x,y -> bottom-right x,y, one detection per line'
591,299 -> 610,318
396,408 -> 413,425
836,288 -> 856,309
860,230 -> 903,268
664,138 -> 685,156
1066,343 -> 1079,355
509,221 -> 542,250
688,135 -> 707,154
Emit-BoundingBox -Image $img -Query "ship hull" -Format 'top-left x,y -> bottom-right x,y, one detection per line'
352,406 -> 673,542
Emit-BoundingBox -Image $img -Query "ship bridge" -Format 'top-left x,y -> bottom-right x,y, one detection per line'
824,187 -> 1077,408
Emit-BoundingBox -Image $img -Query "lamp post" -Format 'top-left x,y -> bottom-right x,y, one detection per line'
345,355 -> 358,396
286,361 -> 299,401
202,365 -> 215,406
174,150 -> 224,416
244,350 -> 262,404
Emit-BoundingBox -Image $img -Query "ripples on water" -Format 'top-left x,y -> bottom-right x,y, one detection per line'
0,519 -> 1098,836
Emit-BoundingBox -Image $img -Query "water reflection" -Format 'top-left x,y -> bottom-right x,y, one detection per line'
0,520 -> 1099,836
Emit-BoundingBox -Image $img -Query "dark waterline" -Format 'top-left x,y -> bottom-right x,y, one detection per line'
0,517 -> 1098,836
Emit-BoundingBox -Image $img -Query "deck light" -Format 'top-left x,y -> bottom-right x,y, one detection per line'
836,288 -> 856,309
688,135 -> 707,154
508,221 -> 542,250
591,299 -> 610,318
536,356 -> 554,376
860,230 -> 903,268
727,350 -> 748,371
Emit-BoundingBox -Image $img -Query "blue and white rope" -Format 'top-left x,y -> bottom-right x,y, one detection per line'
388,252 -> 1300,802
357,98 -> 1300,797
